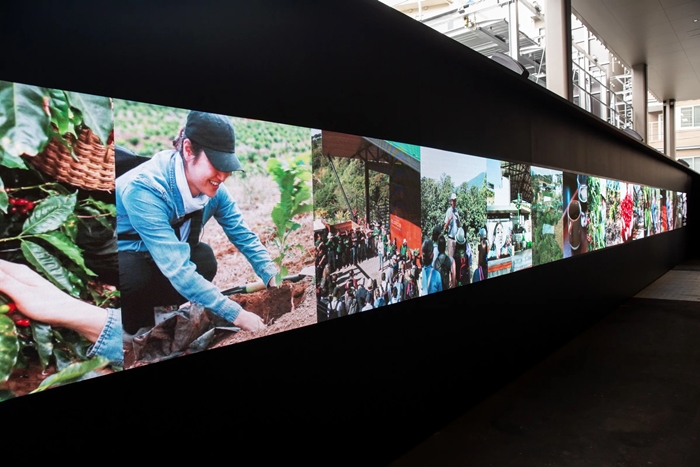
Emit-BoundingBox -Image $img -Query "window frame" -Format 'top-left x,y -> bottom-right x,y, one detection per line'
678,105 -> 700,130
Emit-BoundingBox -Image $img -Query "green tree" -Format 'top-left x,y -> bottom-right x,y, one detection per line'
312,145 -> 388,225
421,174 -> 487,256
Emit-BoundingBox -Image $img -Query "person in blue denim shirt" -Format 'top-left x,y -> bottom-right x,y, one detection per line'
0,260 -> 123,366
116,111 -> 277,335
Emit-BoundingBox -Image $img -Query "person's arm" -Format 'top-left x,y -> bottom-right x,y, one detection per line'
121,180 -> 262,330
0,260 -> 123,365
444,208 -> 452,231
209,185 -> 278,287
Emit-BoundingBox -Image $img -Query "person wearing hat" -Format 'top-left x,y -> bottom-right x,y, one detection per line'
444,193 -> 460,258
116,111 -> 277,335
453,227 -> 473,286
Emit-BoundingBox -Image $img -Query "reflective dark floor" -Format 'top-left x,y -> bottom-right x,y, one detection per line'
393,260 -> 700,467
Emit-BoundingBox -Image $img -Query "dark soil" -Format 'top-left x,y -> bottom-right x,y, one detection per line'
212,276 -> 315,348
198,174 -> 316,349
230,281 -> 298,325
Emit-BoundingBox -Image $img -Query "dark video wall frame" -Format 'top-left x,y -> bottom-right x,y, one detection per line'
1,1 -> 697,465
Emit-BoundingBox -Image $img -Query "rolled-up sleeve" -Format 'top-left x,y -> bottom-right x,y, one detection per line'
87,308 -> 124,366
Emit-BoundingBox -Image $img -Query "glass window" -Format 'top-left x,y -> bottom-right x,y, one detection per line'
679,105 -> 700,128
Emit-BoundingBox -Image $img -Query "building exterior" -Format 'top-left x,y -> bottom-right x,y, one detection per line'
650,99 -> 700,170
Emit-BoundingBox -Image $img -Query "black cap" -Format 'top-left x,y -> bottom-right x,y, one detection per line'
185,111 -> 243,172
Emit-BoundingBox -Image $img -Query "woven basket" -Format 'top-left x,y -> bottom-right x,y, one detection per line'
30,128 -> 115,191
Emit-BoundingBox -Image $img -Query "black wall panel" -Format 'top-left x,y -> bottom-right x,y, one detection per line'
1,1 -> 697,465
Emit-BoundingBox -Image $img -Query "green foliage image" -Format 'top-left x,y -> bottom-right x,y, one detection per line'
114,99 -> 310,175
530,171 -> 564,266
312,133 -> 389,225
421,174 -> 488,255
268,155 -> 313,285
0,81 -> 118,397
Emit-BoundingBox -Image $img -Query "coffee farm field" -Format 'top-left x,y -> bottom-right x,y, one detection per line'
113,99 -> 311,174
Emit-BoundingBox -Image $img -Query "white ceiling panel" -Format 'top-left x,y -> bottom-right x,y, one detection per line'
680,35 -> 700,50
609,7 -> 666,21
644,30 -> 682,47
659,0 -> 695,9
603,0 -> 663,9
614,11 -> 670,32
575,0 -> 700,100
646,41 -> 686,56
664,1 -> 700,20
651,50 -> 691,63
660,66 -> 698,77
670,16 -> 700,34
641,21 -> 679,38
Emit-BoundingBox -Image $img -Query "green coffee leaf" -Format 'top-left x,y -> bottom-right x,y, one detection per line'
52,328 -> 90,360
292,203 -> 314,217
0,175 -> 7,214
0,314 -> 19,384
78,205 -> 114,230
21,240 -> 78,296
0,148 -> 28,169
65,92 -> 113,145
31,356 -> 109,393
61,213 -> 80,243
22,191 -> 77,235
37,231 -> 96,276
0,147 -> 29,170
53,348 -> 72,371
0,81 -> 51,158
31,321 -> 53,370
80,197 -> 116,216
48,88 -> 71,135
267,155 -> 312,275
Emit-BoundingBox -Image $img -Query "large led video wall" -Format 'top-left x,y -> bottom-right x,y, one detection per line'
0,79 -> 688,400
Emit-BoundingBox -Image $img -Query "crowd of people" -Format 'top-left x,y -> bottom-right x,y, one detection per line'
315,220 -> 424,319
315,193 -> 520,321
420,193 -> 493,293
322,264 -> 421,319
421,224 -> 486,295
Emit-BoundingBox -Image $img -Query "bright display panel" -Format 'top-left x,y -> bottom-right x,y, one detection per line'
314,130 -> 420,314
0,77 -> 690,401
0,80 -> 120,398
112,99 -> 315,369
